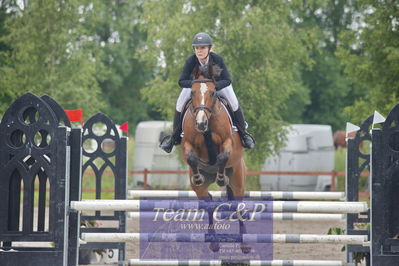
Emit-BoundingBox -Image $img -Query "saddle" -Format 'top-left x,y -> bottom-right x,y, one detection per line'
217,95 -> 235,119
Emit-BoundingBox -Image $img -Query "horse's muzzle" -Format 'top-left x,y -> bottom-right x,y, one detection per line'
195,109 -> 209,133
195,120 -> 208,133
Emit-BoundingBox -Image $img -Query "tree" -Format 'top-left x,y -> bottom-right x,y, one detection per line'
140,0 -> 311,167
337,0 -> 399,123
81,1 -> 159,130
289,0 -> 363,130
0,1 -> 105,116
0,0 -> 18,112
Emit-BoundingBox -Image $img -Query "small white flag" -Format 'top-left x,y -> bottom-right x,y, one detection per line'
346,122 -> 360,137
372,111 -> 386,125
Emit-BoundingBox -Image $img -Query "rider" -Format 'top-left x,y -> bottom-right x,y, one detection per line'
160,32 -> 255,153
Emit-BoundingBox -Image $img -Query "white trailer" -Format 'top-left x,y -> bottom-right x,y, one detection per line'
261,124 -> 335,191
132,121 -> 188,189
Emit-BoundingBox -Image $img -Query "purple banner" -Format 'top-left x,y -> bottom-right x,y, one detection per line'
139,199 -> 273,261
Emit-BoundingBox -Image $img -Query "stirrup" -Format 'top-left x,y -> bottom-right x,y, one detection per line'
242,133 -> 255,149
159,135 -> 174,153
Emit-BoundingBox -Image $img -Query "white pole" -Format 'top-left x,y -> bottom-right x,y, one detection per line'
128,190 -> 346,200
71,200 -> 368,213
127,212 -> 345,221
272,201 -> 368,213
128,259 -> 345,266
81,233 -> 367,245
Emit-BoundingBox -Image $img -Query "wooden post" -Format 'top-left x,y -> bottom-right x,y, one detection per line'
144,168 -> 148,190
331,170 -> 336,192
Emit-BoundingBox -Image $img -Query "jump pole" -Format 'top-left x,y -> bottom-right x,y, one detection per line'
71,200 -> 368,213
128,190 -> 346,200
81,233 -> 368,245
127,212 -> 345,221
128,259 -> 346,266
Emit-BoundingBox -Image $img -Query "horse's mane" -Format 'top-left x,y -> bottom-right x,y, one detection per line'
193,63 -> 223,80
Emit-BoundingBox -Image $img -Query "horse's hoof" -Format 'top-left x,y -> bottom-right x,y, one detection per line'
191,173 -> 205,186
216,179 -> 225,187
209,242 -> 220,252
216,174 -> 229,187
241,243 -> 251,254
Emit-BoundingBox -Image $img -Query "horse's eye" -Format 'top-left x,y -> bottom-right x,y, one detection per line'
191,91 -> 194,96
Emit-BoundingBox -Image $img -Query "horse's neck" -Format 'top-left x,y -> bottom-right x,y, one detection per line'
198,100 -> 230,135
211,101 -> 231,134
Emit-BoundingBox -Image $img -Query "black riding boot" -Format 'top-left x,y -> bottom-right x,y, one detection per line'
234,107 -> 255,149
159,111 -> 182,153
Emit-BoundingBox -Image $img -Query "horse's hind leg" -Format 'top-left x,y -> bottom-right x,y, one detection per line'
206,192 -> 220,252
227,161 -> 251,254
216,139 -> 232,187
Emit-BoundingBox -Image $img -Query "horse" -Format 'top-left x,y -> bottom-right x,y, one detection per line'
180,65 -> 250,253
333,130 -> 358,149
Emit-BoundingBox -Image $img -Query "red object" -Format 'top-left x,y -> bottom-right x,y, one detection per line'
64,109 -> 83,122
119,121 -> 129,134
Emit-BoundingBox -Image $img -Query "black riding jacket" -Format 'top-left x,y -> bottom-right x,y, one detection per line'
178,52 -> 232,90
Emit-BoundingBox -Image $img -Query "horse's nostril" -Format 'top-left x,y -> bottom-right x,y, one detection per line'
197,122 -> 207,131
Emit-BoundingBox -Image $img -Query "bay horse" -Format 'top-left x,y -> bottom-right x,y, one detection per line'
181,65 -> 250,253
333,130 -> 358,149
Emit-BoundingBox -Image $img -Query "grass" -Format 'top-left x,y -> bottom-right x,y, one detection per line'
335,147 -> 370,203
335,147 -> 346,192
81,136 -> 136,200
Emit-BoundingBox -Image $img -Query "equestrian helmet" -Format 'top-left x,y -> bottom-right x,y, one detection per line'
192,32 -> 212,47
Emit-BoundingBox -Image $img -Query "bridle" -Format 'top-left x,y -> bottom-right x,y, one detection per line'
190,79 -> 221,119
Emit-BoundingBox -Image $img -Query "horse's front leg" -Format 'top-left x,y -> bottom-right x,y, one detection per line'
216,138 -> 232,187
183,141 -> 205,186
188,167 -> 220,252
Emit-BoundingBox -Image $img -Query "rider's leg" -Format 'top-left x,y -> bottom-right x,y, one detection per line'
159,88 -> 191,153
217,84 -> 255,149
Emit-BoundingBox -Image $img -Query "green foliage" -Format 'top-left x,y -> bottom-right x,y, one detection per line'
1,0 -> 396,169
337,0 -> 399,124
301,53 -> 362,130
81,1 -> 158,131
327,227 -> 346,252
0,1 -> 105,117
290,0 -> 362,130
327,226 -> 345,235
140,0 -> 311,167
0,1 -> 16,111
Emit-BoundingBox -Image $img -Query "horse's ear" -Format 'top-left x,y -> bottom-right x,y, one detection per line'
208,63 -> 213,78
212,64 -> 223,77
192,65 -> 199,79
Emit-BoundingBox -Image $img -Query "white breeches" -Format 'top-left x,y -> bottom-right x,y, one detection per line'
176,88 -> 191,112
217,84 -> 239,111
175,84 -> 239,112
